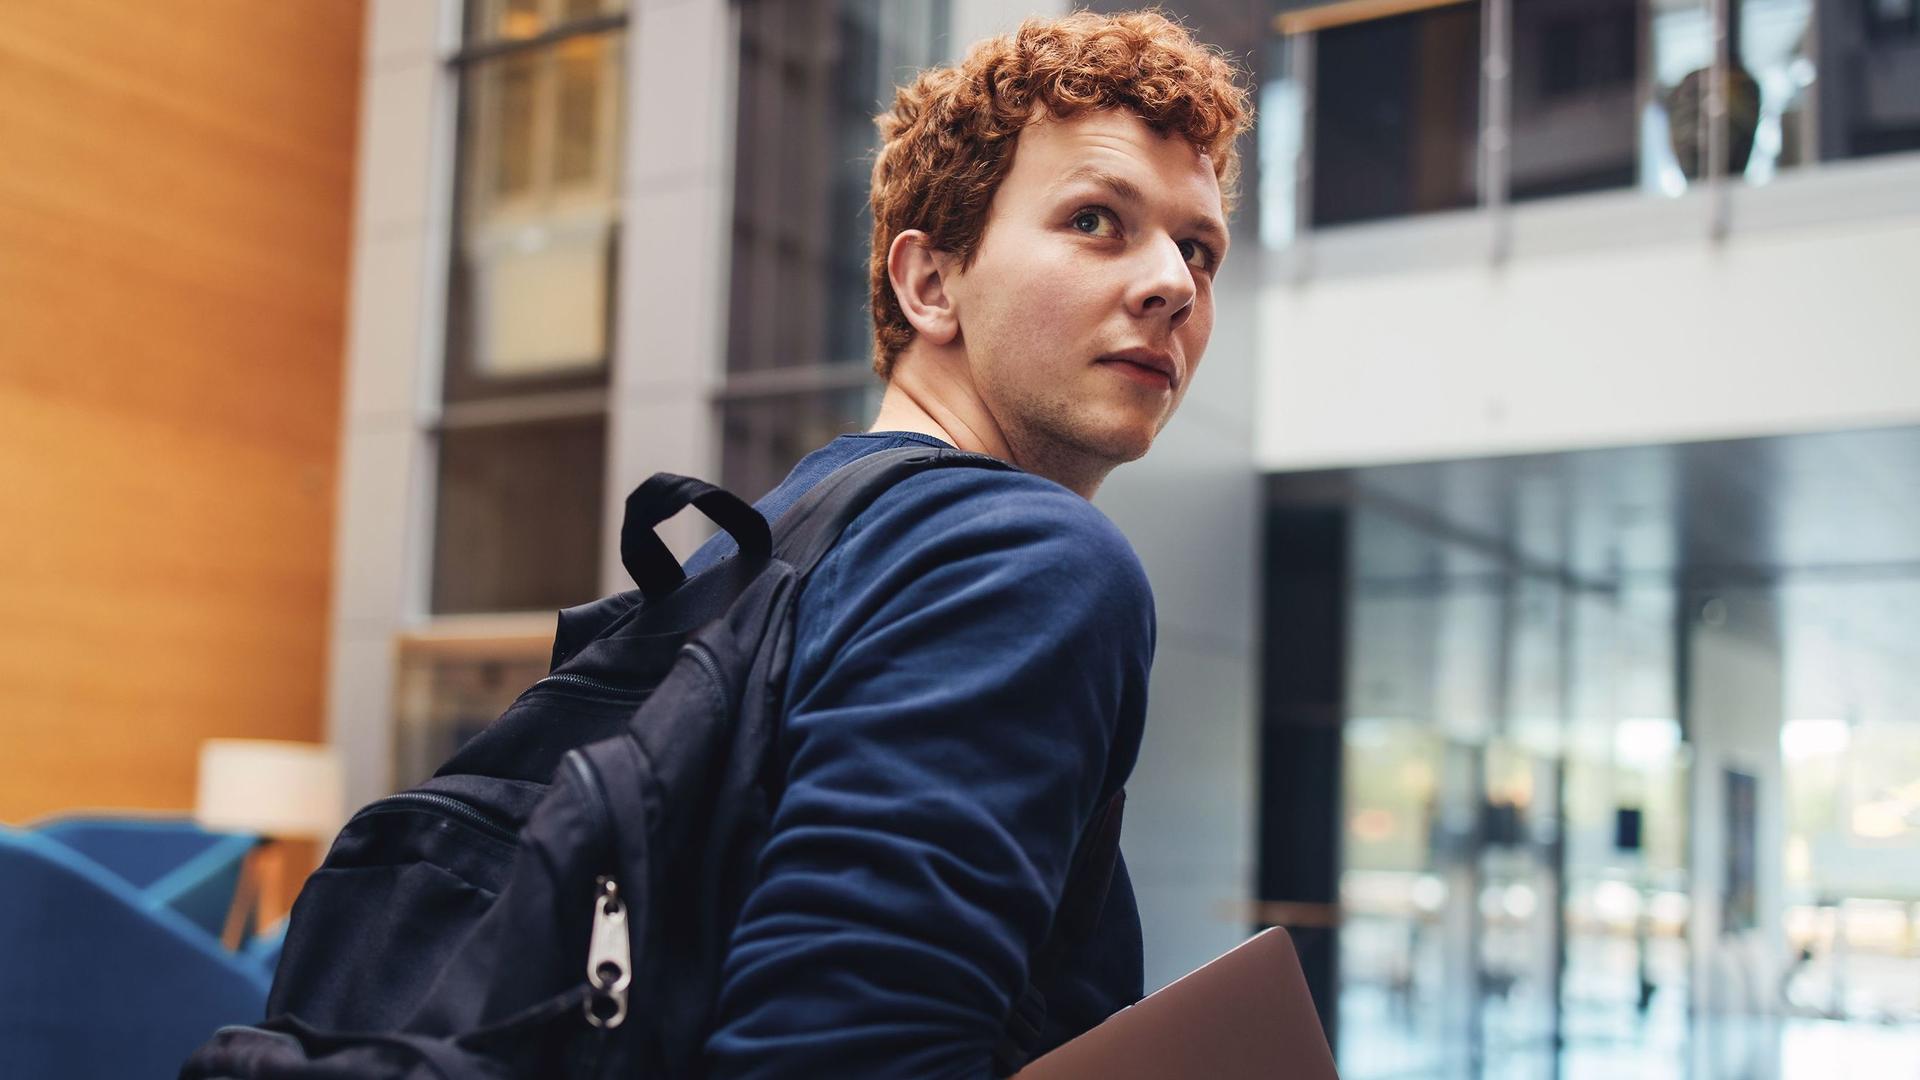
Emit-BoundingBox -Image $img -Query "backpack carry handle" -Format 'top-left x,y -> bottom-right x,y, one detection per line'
621,473 -> 772,602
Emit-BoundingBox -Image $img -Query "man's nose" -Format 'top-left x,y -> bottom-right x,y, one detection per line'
1129,234 -> 1197,329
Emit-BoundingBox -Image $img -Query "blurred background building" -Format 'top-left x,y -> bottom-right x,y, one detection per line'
3,0 -> 1918,1076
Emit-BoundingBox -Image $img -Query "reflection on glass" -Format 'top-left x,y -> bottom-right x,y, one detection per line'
1510,0 -> 1639,201
1339,498 -> 1713,1078
1338,720 -> 1452,1078
556,41 -> 607,185
432,416 -> 608,614
493,56 -> 537,198
1257,36 -> 1304,249
1773,575 -> 1920,1025
720,386 -> 879,503
728,0 -> 946,374
1477,742 -> 1559,1067
393,649 -> 551,789
468,0 -> 626,44
1814,0 -> 1920,160
1642,0 -> 1714,195
1310,2 -> 1482,227
1738,0 -> 1818,184
451,31 -> 624,392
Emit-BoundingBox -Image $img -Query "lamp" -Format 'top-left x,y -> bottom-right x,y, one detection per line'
195,739 -> 345,948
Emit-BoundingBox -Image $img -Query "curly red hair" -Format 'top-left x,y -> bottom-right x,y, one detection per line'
867,9 -> 1252,377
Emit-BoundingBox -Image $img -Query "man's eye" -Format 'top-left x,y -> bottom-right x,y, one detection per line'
1072,209 -> 1115,237
1179,239 -> 1216,271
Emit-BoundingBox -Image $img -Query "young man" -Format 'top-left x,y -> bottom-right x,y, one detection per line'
688,12 -> 1250,1077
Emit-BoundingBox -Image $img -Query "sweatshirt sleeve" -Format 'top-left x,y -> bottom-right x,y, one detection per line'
702,470 -> 1153,1080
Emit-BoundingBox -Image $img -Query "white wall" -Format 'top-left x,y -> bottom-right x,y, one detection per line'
1098,230 -> 1263,991
328,0 -> 459,810
1257,163 -> 1920,472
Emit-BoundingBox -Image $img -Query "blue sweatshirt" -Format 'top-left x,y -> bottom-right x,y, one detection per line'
687,432 -> 1152,1079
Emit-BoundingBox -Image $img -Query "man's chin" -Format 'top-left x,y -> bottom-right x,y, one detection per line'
1071,424 -> 1156,468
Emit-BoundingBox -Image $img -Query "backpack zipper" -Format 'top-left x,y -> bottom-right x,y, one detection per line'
564,750 -> 631,1035
583,875 -> 631,1029
534,672 -> 646,697
349,791 -> 517,847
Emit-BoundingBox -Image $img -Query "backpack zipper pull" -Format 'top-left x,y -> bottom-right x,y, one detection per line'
584,876 -> 631,1029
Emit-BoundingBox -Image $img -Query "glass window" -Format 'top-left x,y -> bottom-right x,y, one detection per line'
431,415 -> 608,614
719,385 -> 878,503
1643,0 -> 1716,193
721,0 -> 943,500
467,0 -> 623,43
448,26 -> 624,396
394,646 -> 552,788
726,0 -> 947,375
1309,2 -> 1483,228
1813,0 -> 1920,160
432,0 -> 628,616
1510,0 -> 1640,201
1738,0 -> 1819,183
1258,34 -> 1307,249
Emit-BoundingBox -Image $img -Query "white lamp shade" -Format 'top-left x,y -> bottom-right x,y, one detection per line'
195,739 -> 346,840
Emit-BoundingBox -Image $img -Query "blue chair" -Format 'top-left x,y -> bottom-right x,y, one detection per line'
34,815 -> 258,938
0,827 -> 271,1079
244,917 -> 290,977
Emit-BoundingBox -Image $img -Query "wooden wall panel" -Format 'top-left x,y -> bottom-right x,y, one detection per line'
0,0 -> 365,822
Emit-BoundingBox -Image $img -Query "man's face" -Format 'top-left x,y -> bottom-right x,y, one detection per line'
944,108 -> 1228,476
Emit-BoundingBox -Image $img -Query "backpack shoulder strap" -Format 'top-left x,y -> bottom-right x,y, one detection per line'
771,445 -> 1013,576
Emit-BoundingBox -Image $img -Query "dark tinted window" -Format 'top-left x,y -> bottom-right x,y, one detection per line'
1512,0 -> 1639,201
1311,3 -> 1483,227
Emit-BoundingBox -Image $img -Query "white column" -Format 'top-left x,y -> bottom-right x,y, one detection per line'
601,0 -> 739,581
326,0 -> 461,811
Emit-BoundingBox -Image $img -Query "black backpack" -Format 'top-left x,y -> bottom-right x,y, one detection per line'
182,446 -> 1126,1079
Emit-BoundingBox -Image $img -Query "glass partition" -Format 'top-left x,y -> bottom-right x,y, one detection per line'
1333,498 -> 1694,1078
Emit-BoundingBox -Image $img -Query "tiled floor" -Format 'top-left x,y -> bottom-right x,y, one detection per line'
1338,987 -> 1920,1079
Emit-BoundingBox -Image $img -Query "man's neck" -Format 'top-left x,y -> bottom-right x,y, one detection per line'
868,345 -> 1109,499
868,346 -> 1012,462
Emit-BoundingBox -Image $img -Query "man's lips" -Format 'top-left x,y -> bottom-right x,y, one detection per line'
1095,349 -> 1179,389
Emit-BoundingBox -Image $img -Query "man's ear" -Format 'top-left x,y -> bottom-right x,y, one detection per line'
887,230 -> 959,346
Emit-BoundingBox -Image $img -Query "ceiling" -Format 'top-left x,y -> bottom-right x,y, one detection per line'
1268,423 -> 1920,724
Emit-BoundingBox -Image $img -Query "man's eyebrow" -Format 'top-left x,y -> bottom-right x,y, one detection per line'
1051,164 -> 1149,206
1051,163 -> 1230,251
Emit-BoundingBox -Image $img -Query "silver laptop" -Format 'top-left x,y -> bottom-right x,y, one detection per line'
1016,928 -> 1340,1079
